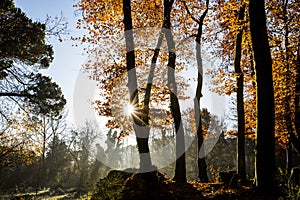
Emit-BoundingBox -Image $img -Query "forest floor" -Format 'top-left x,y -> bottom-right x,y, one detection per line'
92,170 -> 287,200
1,186 -> 285,200
2,170 -> 288,200
0,190 -> 92,200
0,184 -> 286,200
120,177 -> 285,200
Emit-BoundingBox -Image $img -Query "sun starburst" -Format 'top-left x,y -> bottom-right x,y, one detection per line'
124,103 -> 135,116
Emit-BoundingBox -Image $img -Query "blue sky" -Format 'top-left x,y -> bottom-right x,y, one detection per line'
14,0 -> 85,97
14,0 -> 90,124
13,0 -> 227,126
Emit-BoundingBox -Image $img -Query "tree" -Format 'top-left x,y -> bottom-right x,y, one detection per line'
162,0 -> 187,183
266,0 -> 300,170
44,139 -> 73,188
122,0 -> 154,172
0,0 -> 66,189
205,0 -> 299,177
249,0 -> 276,194
75,0 -> 192,177
295,42 -> 300,146
0,110 -> 41,176
204,0 -> 256,141
35,112 -> 67,188
234,1 -> 246,182
68,121 -> 100,195
0,0 -> 53,70
0,0 -> 66,121
183,0 -> 210,182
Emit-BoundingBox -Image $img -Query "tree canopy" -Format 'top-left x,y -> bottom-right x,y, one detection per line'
0,0 -> 66,176
0,0 -> 66,121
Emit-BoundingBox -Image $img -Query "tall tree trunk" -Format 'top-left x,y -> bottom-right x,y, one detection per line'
144,32 -> 163,110
295,42 -> 300,146
123,0 -> 152,171
183,0 -> 209,183
194,100 -> 209,182
164,0 -> 186,183
249,0 -> 276,195
77,145 -> 89,194
282,0 -> 294,172
234,2 -> 246,182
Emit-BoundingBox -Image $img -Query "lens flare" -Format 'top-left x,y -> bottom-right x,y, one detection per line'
124,103 -> 135,116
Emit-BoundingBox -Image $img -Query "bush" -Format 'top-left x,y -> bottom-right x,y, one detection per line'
91,170 -> 133,200
275,167 -> 300,199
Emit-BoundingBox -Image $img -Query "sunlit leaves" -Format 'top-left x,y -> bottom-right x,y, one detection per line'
205,0 -> 299,146
75,0 -> 195,138
0,109 -> 42,168
266,0 -> 300,147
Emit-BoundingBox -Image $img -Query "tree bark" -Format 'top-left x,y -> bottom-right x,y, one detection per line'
249,0 -> 276,195
185,0 -> 210,183
281,0 -> 294,172
294,42 -> 300,148
234,3 -> 246,182
123,0 -> 152,171
164,0 -> 186,183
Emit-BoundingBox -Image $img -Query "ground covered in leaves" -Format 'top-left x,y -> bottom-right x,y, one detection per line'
92,170 -> 286,200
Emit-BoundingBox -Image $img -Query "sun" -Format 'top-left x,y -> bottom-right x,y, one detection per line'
124,103 -> 135,116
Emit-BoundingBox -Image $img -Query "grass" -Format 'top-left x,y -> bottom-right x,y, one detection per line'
41,194 -> 92,200
0,190 -> 92,200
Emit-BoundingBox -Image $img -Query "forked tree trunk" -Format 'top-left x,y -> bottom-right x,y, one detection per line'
123,0 -> 152,171
183,0 -> 209,183
195,0 -> 209,183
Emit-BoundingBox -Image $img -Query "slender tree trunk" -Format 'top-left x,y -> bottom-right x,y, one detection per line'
183,0 -> 209,183
123,0 -> 152,171
194,98 -> 209,182
144,32 -> 163,108
234,3 -> 246,182
194,0 -> 209,183
35,159 -> 42,196
249,0 -> 276,195
282,0 -> 294,172
286,138 -> 293,171
295,42 -> 300,145
163,0 -> 186,183
77,144 -> 89,195
38,117 -> 47,188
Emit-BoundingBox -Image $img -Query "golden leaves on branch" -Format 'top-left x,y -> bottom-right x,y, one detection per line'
1,109 -> 45,166
73,0 -> 299,147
